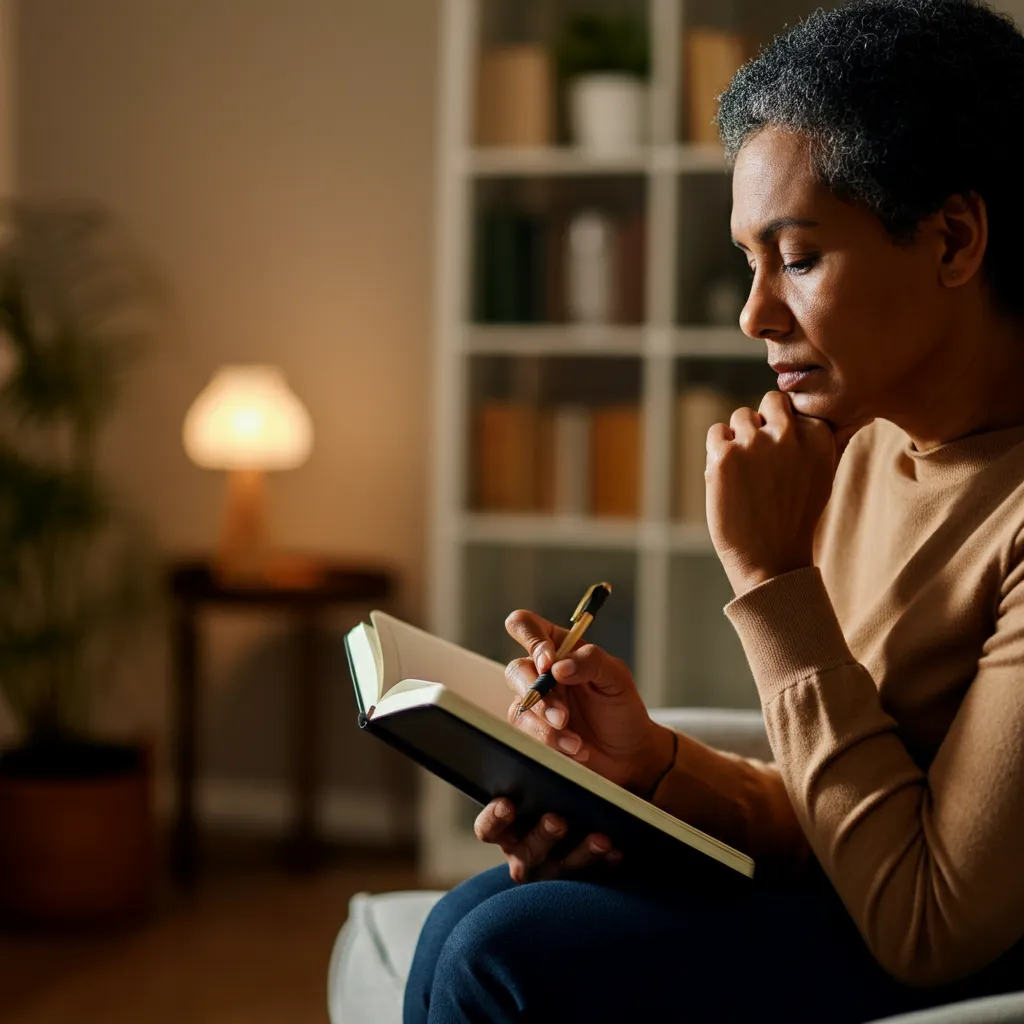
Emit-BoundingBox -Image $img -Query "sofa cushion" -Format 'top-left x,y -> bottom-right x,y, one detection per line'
327,890 -> 444,1024
649,706 -> 771,761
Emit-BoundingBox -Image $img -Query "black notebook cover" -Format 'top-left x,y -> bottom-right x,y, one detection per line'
352,686 -> 747,882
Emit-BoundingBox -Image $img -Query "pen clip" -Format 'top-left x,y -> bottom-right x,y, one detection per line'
571,582 -> 611,623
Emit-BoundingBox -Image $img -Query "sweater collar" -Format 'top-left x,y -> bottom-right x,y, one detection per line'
895,421 -> 1024,485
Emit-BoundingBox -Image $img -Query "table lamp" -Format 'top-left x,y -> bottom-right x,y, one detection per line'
183,365 -> 313,583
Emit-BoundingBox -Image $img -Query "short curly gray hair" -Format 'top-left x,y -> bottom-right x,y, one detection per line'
716,0 -> 1024,318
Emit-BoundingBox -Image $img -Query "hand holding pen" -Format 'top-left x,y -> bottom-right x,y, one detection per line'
476,583 -> 679,883
502,584 -> 675,794
516,582 -> 612,716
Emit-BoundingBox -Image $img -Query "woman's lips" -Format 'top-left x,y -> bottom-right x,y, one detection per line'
776,368 -> 821,391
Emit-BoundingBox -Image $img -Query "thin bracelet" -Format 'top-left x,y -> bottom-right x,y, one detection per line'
643,729 -> 678,802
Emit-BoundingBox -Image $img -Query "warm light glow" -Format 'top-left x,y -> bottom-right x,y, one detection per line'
183,365 -> 313,471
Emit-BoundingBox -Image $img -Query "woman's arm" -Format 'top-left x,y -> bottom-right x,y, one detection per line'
640,725 -> 813,874
723,564 -> 1024,987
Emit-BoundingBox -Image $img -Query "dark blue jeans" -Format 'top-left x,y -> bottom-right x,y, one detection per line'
404,860 -> 1024,1023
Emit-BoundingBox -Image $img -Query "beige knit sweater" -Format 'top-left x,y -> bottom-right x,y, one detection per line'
650,417 -> 1024,986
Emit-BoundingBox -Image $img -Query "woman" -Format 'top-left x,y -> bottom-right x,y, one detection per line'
406,1 -> 1024,1020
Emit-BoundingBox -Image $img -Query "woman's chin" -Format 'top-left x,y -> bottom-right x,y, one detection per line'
785,390 -> 839,420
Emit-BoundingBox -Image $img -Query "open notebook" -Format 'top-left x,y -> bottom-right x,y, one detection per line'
345,610 -> 754,878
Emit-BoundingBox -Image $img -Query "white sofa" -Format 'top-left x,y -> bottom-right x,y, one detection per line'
326,708 -> 1024,1024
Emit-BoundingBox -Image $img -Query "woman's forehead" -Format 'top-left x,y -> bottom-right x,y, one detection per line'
730,130 -> 831,240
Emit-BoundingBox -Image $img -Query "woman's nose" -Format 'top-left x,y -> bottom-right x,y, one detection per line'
739,271 -> 794,340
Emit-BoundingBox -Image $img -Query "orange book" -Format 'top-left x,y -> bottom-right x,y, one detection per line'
590,404 -> 642,518
474,402 -> 538,511
475,46 -> 554,147
683,28 -> 754,145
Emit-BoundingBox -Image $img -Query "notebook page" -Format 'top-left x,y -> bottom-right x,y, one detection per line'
371,611 -> 511,721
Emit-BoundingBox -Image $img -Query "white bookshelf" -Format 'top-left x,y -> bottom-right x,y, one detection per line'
421,0 -> 811,885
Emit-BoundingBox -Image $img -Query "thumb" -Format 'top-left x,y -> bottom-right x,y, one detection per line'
505,609 -> 561,673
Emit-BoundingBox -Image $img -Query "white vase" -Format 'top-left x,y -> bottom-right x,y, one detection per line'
568,73 -> 647,153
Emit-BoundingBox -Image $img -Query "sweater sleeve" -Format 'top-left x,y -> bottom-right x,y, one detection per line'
723,565 -> 1024,986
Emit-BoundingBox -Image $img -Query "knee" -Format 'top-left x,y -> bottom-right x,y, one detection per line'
430,888 -> 544,1018
405,867 -> 513,1022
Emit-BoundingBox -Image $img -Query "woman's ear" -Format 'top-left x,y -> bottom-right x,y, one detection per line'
936,191 -> 987,288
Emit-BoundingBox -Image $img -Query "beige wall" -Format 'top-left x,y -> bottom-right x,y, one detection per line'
12,0 -> 439,826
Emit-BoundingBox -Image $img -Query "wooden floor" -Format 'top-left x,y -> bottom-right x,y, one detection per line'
0,837 -> 421,1024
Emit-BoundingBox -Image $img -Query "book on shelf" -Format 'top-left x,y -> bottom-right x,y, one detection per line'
474,209 -> 547,324
346,610 -> 755,879
617,208 -> 647,325
543,207 -> 645,325
475,45 -> 553,148
591,402 -> 642,518
675,387 -> 733,522
536,404 -> 591,515
474,401 -> 540,512
683,28 -> 754,145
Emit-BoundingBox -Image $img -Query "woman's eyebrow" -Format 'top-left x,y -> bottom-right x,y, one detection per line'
731,217 -> 820,250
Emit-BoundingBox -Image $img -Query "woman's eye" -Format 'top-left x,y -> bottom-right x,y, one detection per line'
782,256 -> 819,275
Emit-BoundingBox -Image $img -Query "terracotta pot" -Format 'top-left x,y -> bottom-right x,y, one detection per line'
0,741 -> 155,926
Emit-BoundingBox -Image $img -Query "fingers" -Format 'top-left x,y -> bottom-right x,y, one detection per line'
504,813 -> 567,883
757,390 -> 795,437
506,695 -> 590,764
504,657 -> 570,731
475,799 -> 623,883
705,421 -> 734,475
729,405 -> 764,443
560,833 -> 623,873
474,798 -> 517,846
504,609 -> 570,673
508,826 -> 623,884
550,643 -> 633,698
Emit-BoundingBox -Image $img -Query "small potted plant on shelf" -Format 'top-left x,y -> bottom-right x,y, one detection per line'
554,13 -> 651,153
0,201 -> 159,927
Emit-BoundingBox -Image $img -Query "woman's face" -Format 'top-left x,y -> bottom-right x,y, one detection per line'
730,128 -> 951,429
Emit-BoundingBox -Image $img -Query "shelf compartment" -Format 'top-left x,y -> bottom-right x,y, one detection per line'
664,553 -> 758,709
475,0 -> 650,150
467,355 -> 643,518
461,543 -> 638,670
471,175 -> 647,326
676,172 -> 748,326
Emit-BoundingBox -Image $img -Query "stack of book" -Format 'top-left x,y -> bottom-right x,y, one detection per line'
472,401 -> 642,517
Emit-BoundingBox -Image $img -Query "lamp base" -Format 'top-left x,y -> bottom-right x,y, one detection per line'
216,469 -> 270,584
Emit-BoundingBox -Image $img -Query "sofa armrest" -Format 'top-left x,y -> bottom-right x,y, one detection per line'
648,707 -> 771,761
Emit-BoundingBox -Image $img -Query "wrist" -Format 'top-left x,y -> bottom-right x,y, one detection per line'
725,560 -> 812,599
626,722 -> 677,798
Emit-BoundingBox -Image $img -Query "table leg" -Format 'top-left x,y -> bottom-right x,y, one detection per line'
289,606 -> 322,871
172,601 -> 199,887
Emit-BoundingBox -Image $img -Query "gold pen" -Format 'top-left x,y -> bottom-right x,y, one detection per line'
517,582 -> 612,715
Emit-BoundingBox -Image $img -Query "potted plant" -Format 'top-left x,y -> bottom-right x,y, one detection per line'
554,13 -> 651,152
0,201 -> 159,926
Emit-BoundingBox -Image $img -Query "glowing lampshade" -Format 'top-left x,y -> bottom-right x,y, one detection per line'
183,365 -> 313,582
183,365 -> 312,471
